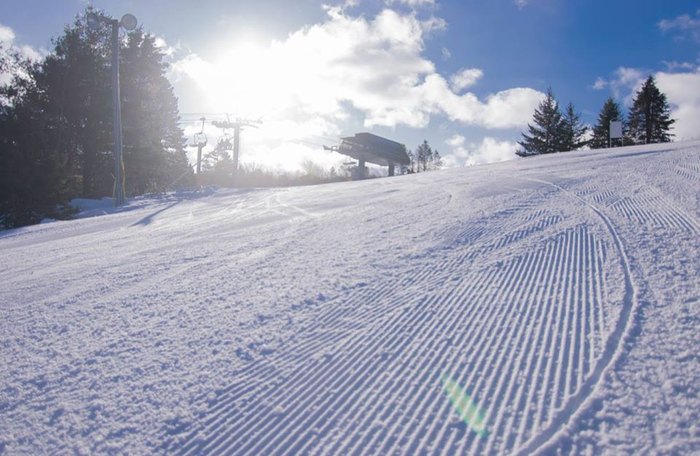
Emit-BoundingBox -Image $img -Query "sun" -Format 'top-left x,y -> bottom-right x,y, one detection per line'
186,39 -> 295,119
177,34 -> 346,172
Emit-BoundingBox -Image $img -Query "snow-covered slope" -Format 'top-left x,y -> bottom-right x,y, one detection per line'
1,141 -> 699,455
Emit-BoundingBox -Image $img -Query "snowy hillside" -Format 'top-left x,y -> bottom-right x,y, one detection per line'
1,141 -> 699,455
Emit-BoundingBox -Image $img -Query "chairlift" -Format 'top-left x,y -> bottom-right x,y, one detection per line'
189,117 -> 209,174
213,115 -> 234,151
217,134 -> 233,151
193,117 -> 207,148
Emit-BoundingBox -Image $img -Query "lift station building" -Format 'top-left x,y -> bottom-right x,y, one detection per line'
336,133 -> 410,179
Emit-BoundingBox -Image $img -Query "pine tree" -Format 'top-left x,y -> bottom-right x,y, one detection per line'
70,22 -> 113,197
120,29 -> 192,195
0,63 -> 76,227
0,7 -> 192,227
589,97 -> 624,149
0,19 -> 107,227
416,140 -> 432,172
0,43 -> 7,75
560,103 -> 588,151
200,138 -> 235,186
406,149 -> 416,173
432,150 -> 443,169
517,88 -> 564,156
627,76 -> 675,144
28,11 -> 114,198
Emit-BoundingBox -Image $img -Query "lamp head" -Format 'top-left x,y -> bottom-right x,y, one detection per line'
120,14 -> 138,31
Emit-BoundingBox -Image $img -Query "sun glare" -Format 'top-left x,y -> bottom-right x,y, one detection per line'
189,40 -> 295,119
177,34 -> 348,173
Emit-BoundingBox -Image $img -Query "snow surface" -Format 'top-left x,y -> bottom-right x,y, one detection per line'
1,141 -> 699,455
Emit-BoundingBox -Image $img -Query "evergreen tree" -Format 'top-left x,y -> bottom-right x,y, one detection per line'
590,97 -> 624,149
0,57 -> 75,228
200,138 -> 235,186
517,88 -> 564,156
627,76 -> 675,144
416,140 -> 432,172
0,43 -> 7,75
0,35 -> 95,227
48,13 -> 114,197
560,103 -> 588,151
0,43 -> 13,104
406,149 -> 416,173
432,150 -> 443,169
0,7 -> 192,228
120,29 -> 192,195
405,141 -> 441,172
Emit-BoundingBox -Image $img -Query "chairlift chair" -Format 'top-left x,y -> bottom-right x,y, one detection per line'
194,132 -> 207,148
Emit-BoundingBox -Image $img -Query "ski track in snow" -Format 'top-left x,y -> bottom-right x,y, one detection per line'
176,214 -> 615,455
174,179 -> 621,454
1,141 -> 699,455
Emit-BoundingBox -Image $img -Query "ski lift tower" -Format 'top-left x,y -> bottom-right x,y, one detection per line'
326,132 -> 410,179
211,117 -> 262,174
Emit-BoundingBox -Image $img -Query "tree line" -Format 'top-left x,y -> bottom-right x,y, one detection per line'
0,8 -> 192,229
406,140 -> 443,173
517,76 -> 675,157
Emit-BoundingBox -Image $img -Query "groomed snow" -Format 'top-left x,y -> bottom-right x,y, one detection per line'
1,141 -> 699,455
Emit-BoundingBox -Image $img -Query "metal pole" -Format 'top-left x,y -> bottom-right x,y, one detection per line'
358,158 -> 366,180
232,125 -> 241,172
196,145 -> 203,174
112,20 -> 125,206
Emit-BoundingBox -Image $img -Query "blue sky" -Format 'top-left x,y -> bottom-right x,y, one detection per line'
1,0 -> 699,170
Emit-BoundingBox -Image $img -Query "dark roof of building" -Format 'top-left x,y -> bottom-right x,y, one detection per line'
338,132 -> 410,166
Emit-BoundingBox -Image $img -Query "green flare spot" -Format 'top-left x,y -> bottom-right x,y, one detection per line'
441,375 -> 488,438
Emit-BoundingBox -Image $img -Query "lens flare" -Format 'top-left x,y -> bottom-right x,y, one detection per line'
441,375 -> 488,438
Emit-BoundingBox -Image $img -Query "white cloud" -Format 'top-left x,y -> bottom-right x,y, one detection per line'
592,77 -> 607,90
0,23 -> 42,62
515,0 -> 529,10
172,8 -> 544,131
662,60 -> 698,72
592,67 -> 646,105
386,0 -> 436,7
440,47 -> 451,61
154,36 -> 180,57
658,9 -> 700,42
443,135 -> 519,167
592,65 -> 700,141
616,67 -> 646,86
481,88 -> 545,128
0,23 -> 43,89
445,134 -> 465,148
656,70 -> 700,141
419,16 -> 447,34
18,44 -> 42,62
450,68 -> 483,91
171,8 -> 545,171
0,24 -> 16,44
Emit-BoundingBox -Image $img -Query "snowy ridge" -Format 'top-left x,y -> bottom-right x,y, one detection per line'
1,141 -> 699,454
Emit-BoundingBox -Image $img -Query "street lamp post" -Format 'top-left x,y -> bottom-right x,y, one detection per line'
110,19 -> 125,206
87,12 -> 137,206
